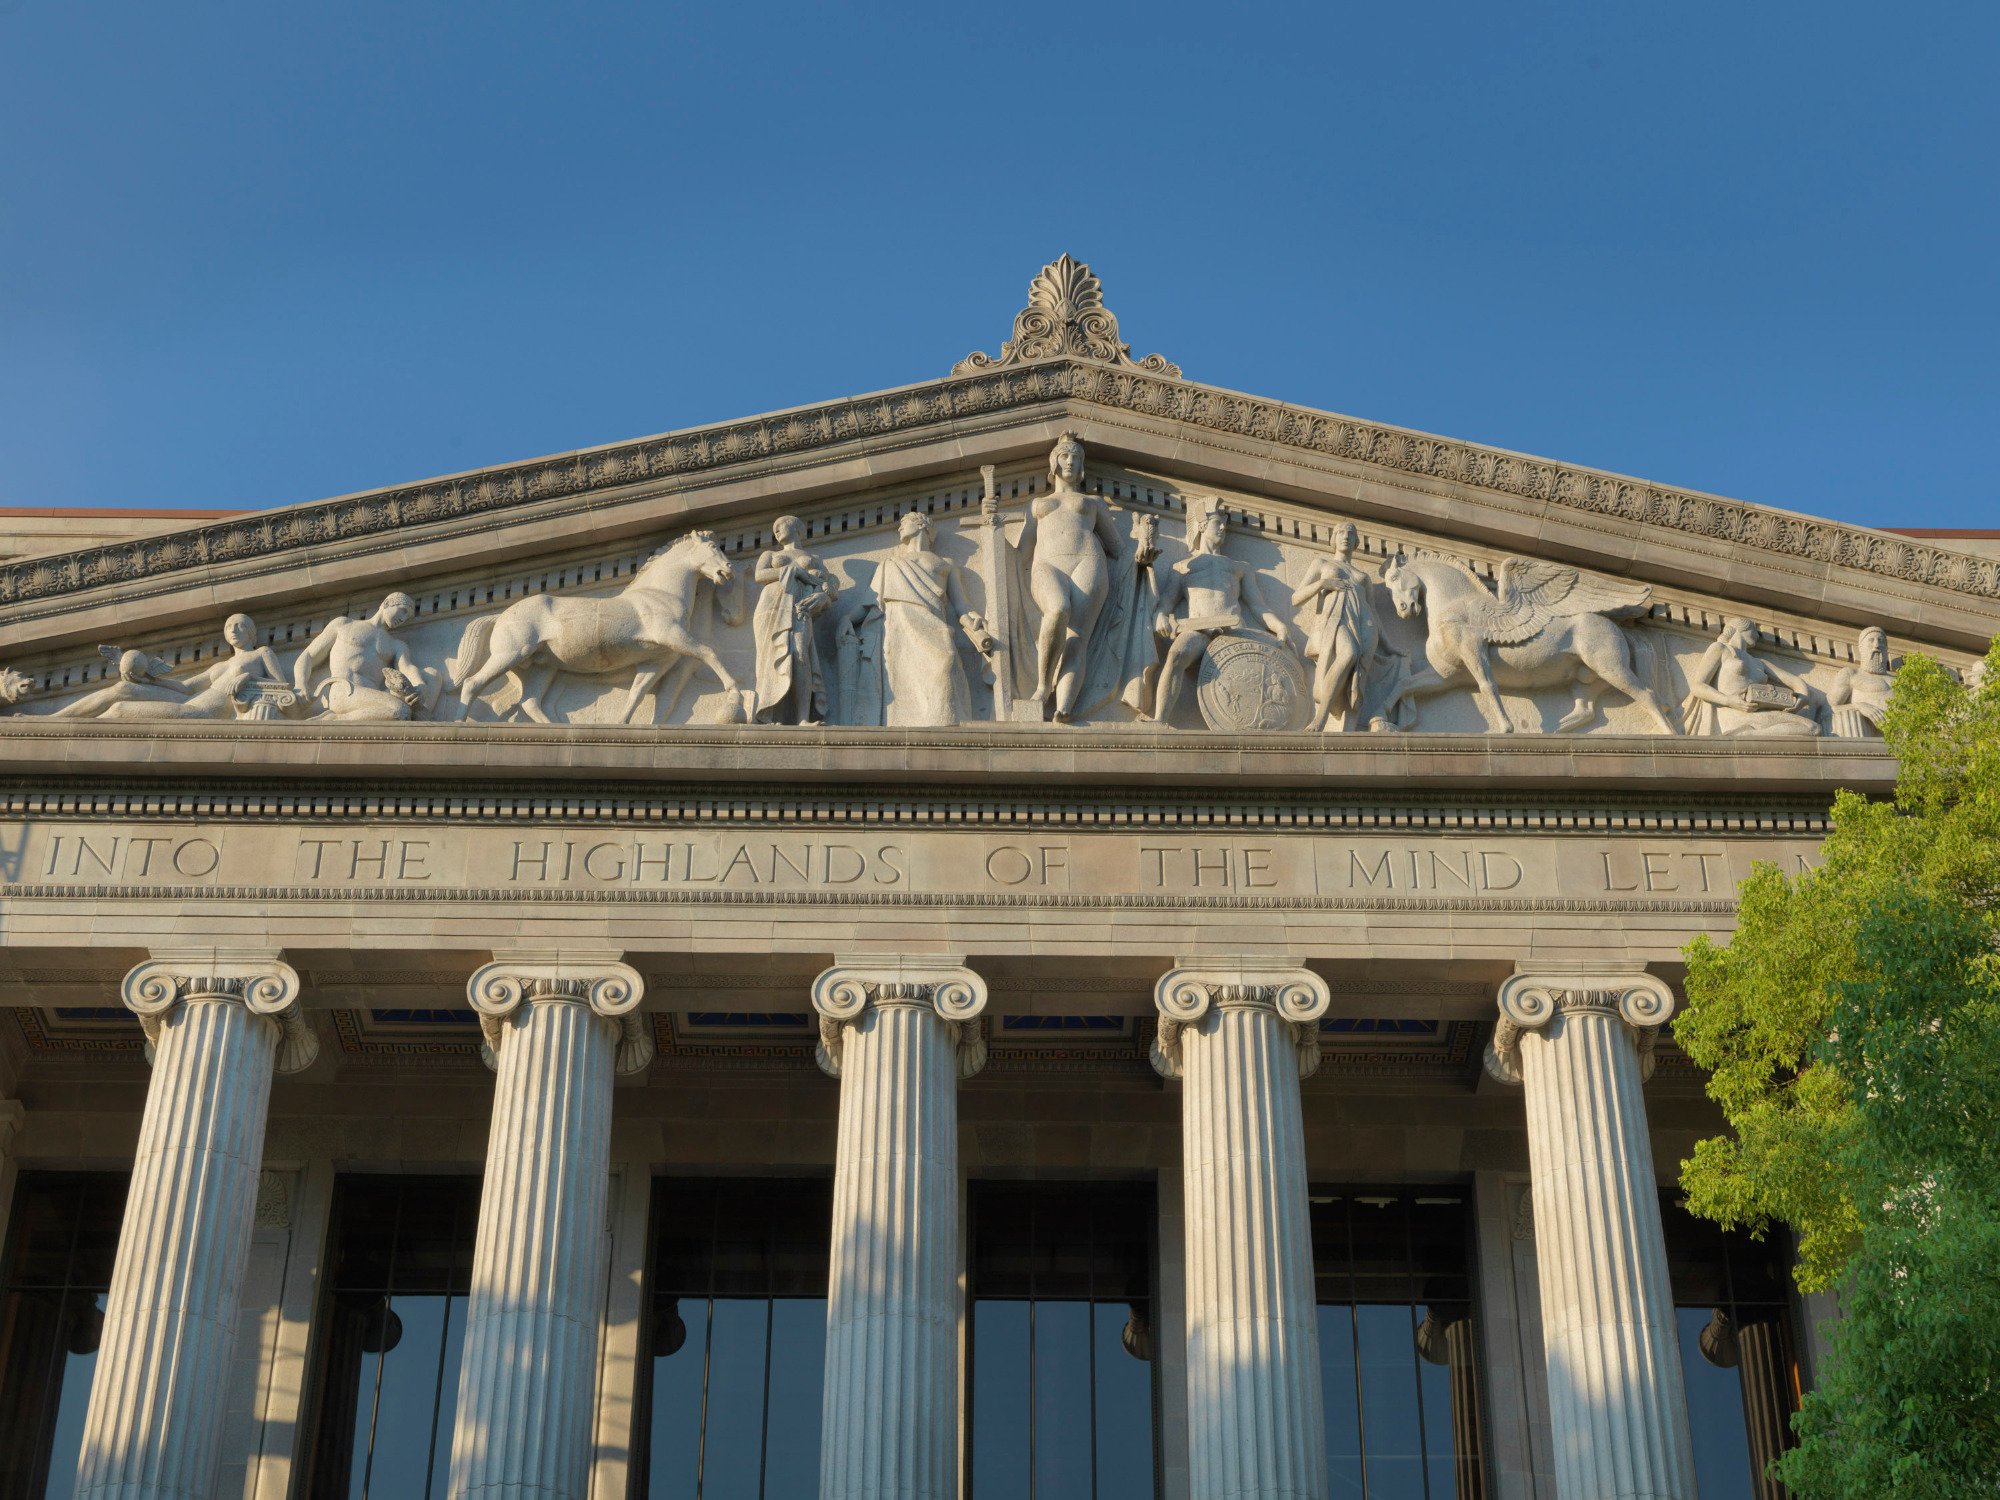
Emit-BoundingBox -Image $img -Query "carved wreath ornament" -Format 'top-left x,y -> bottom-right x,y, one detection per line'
954,254 -> 1182,379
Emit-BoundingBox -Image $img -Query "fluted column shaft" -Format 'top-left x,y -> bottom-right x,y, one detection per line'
448,960 -> 650,1500
75,957 -> 308,1500
1488,971 -> 1696,1500
813,961 -> 987,1500
1154,963 -> 1330,1500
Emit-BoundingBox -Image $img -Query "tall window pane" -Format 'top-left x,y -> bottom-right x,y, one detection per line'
637,1178 -> 831,1500
0,1172 -> 126,1500
299,1174 -> 481,1500
1662,1196 -> 1801,1500
969,1180 -> 1157,1500
1312,1190 -> 1484,1500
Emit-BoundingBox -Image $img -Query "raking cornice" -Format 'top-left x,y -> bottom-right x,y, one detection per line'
3,357 -> 1993,648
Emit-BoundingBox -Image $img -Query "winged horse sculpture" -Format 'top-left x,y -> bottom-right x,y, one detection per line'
1379,552 -> 1678,734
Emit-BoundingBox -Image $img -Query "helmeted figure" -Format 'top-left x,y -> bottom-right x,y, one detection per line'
1151,497 -> 1288,724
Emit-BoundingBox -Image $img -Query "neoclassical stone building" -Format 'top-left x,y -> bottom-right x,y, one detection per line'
0,259 -> 1993,1500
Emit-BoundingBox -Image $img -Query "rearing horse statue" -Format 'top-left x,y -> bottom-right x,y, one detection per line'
452,529 -> 746,725
1380,551 -> 1678,734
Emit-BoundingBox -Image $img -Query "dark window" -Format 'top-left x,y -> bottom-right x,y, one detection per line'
0,1172 -> 126,1500
1313,1190 -> 1485,1500
969,1180 -> 1157,1500
1663,1197 -> 1800,1500
299,1174 -> 482,1500
636,1177 -> 832,1500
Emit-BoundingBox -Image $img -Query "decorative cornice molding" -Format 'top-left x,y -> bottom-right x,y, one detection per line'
809,961 -> 988,1080
119,956 -> 314,1072
953,255 -> 1181,379
466,958 -> 650,1074
1,356 -> 1991,637
0,781 -> 1842,835
1483,970 -> 1676,1085
1150,963 -> 1331,1080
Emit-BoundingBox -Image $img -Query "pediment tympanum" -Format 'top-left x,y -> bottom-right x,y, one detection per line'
0,259 -> 1987,757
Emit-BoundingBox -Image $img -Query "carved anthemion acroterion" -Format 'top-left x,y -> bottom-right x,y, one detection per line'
1,262 -> 1979,737
953,253 -> 1182,379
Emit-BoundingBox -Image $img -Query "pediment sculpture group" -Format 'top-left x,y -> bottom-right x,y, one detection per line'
7,434 -> 1910,739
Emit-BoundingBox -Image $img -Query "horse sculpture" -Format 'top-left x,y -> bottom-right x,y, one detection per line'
452,529 -> 747,725
1380,551 -> 1678,734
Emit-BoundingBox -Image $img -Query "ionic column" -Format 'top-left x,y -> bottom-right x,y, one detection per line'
1152,962 -> 1330,1500
1486,968 -> 1696,1500
447,958 -> 652,1500
812,959 -> 987,1500
75,954 -> 314,1500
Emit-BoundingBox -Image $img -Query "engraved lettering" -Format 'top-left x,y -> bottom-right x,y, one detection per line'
1242,847 -> 1275,888
633,843 -> 672,882
125,836 -> 172,878
396,840 -> 432,881
582,841 -> 625,882
1599,851 -> 1641,892
350,840 -> 389,881
511,840 -> 553,882
719,845 -> 760,884
1349,849 -> 1395,889
873,845 -> 906,885
824,844 -> 865,885
986,846 -> 1035,886
1480,851 -> 1524,891
170,839 -> 220,879
1641,851 -> 1676,892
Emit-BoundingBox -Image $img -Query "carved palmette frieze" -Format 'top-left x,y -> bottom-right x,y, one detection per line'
119,958 -> 316,1073
1150,964 -> 1332,1080
1484,971 -> 1676,1086
466,959 -> 652,1075
809,963 -> 989,1080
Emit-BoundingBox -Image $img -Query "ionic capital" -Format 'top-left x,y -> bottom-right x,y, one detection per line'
811,959 -> 989,1080
467,957 -> 651,1075
1484,968 -> 1676,1086
1150,962 -> 1331,1080
121,954 -> 315,1073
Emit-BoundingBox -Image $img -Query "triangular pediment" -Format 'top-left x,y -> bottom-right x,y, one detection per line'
0,259 -> 1986,761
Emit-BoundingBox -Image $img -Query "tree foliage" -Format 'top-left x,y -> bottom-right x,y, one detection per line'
1675,641 -> 2000,1499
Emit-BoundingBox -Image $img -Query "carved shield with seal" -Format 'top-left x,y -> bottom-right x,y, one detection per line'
1195,633 -> 1310,732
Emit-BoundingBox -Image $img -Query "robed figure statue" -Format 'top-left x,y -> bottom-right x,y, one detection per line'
752,515 -> 838,725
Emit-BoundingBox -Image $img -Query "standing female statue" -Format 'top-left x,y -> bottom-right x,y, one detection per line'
751,515 -> 838,725
1290,521 -> 1382,732
1015,431 -> 1147,722
1679,617 -> 1821,737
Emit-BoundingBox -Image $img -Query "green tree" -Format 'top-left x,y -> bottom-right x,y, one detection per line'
1675,641 -> 2000,1499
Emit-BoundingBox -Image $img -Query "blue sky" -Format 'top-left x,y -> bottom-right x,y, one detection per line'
1,3 -> 1993,530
